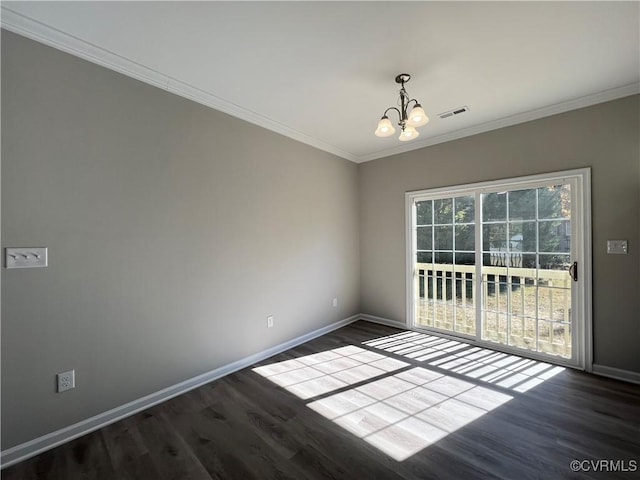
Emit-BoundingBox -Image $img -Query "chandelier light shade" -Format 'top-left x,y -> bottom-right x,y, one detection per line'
374,116 -> 396,137
399,126 -> 419,142
375,73 -> 430,141
407,105 -> 428,127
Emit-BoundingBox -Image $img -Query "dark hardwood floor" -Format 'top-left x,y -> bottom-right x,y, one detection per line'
3,321 -> 640,479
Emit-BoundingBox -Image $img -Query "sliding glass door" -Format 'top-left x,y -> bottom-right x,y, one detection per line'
407,170 -> 590,368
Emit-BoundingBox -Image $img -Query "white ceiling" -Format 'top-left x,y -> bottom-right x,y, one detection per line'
2,1 -> 639,163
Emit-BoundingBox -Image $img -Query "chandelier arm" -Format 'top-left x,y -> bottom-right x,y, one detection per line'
383,107 -> 402,121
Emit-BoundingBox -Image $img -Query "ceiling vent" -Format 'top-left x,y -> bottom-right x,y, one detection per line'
438,105 -> 470,119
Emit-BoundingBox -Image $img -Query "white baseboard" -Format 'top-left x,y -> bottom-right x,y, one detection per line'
359,313 -> 407,329
0,314 -> 361,469
592,364 -> 640,385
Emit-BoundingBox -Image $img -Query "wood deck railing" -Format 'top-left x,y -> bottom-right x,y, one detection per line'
415,262 -> 572,358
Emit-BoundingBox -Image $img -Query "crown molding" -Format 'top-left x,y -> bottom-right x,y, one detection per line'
356,82 -> 640,163
2,6 -> 637,165
0,7 -> 358,163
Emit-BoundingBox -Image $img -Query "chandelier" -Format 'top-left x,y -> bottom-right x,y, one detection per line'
374,73 -> 429,141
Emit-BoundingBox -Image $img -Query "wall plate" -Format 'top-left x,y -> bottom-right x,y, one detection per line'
606,240 -> 628,254
5,247 -> 48,268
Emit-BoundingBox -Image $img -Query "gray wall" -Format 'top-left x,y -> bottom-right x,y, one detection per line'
2,28 -> 639,453
1,31 -> 360,449
359,95 -> 640,373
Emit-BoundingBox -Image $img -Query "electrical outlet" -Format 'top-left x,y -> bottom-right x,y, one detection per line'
333,298 -> 338,307
267,315 -> 274,328
57,370 -> 75,392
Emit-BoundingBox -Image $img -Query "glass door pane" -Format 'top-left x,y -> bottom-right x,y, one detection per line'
480,184 -> 572,359
414,195 -> 476,336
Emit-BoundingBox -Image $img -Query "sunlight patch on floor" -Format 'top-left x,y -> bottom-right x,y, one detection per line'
252,345 -> 409,400
308,367 -> 512,461
253,331 -> 565,462
254,344 -> 514,461
363,331 -> 565,392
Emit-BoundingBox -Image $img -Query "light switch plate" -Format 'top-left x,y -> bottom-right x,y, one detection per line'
607,240 -> 628,254
5,247 -> 48,268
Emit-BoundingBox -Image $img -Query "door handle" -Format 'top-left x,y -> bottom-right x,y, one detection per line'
568,261 -> 578,282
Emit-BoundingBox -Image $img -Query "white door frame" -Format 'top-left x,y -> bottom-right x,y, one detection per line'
405,168 -> 592,371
